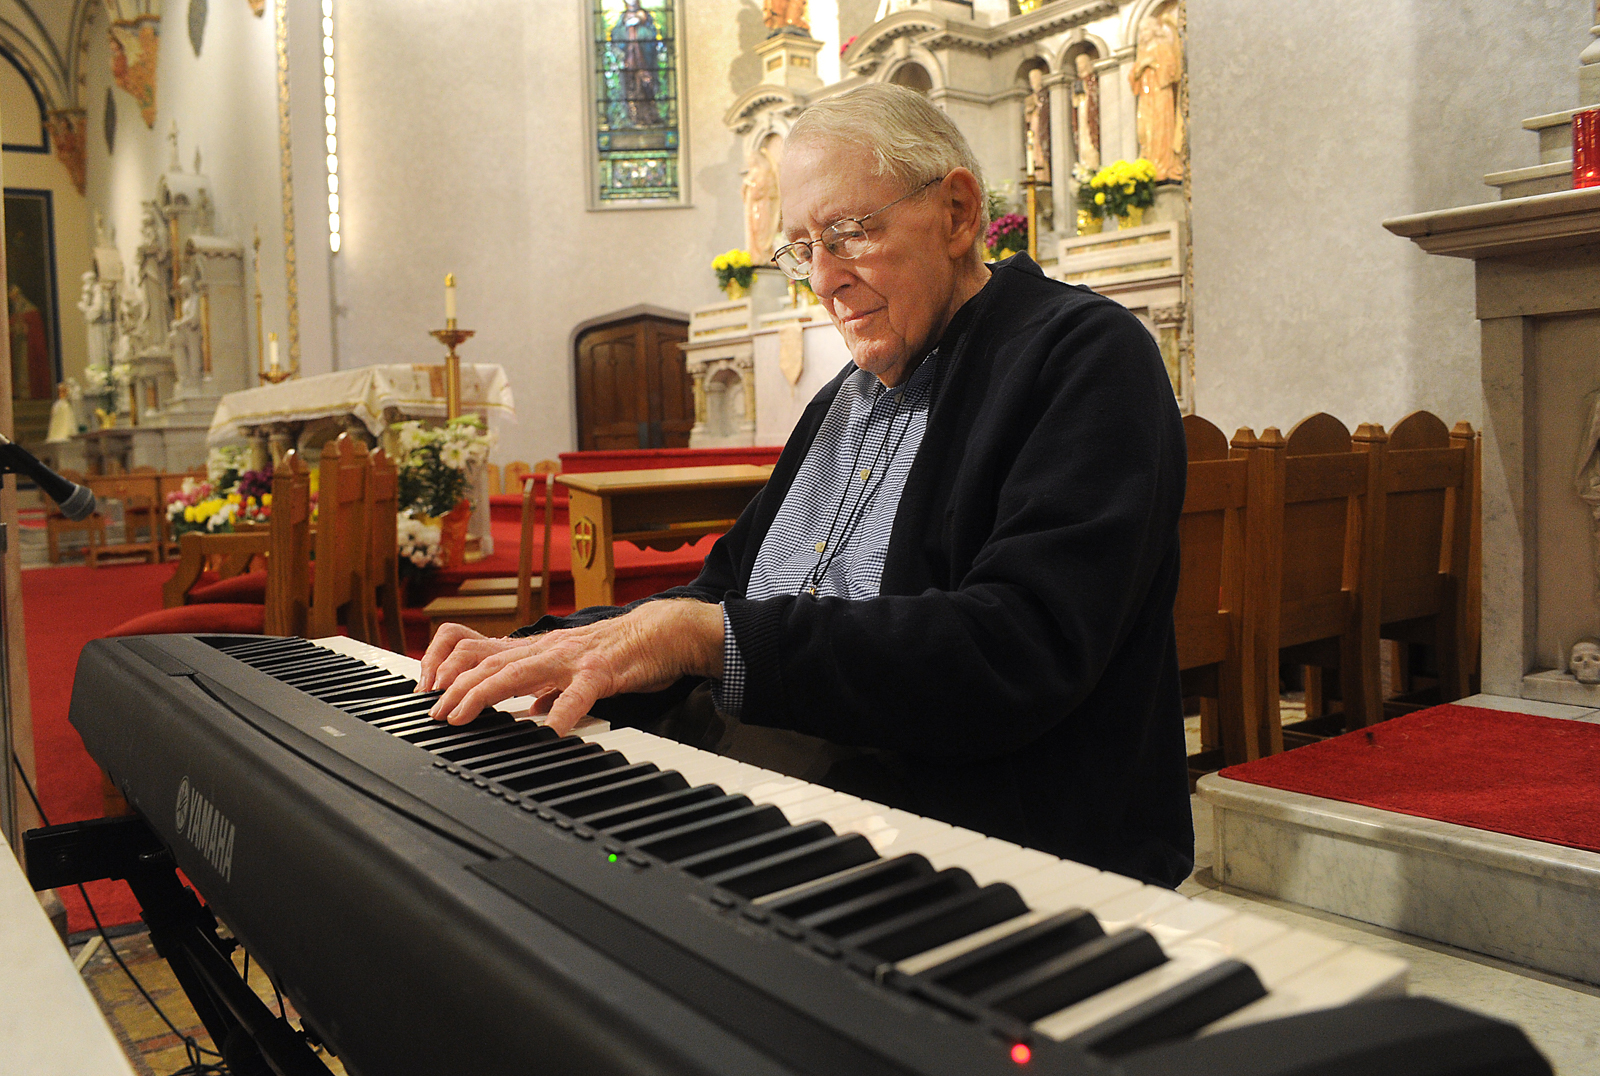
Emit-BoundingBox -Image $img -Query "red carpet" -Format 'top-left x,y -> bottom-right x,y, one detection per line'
22,561 -> 176,932
1219,705 -> 1600,855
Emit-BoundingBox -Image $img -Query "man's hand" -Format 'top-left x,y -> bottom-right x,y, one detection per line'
417,600 -> 726,736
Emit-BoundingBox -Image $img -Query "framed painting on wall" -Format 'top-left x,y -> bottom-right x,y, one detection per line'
4,189 -> 62,401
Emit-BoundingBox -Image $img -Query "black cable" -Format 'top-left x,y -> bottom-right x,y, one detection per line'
11,747 -> 47,824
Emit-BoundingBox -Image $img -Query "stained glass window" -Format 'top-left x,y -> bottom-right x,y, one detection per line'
591,0 -> 684,206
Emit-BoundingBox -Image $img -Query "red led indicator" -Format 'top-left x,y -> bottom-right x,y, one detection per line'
1010,1042 -> 1032,1064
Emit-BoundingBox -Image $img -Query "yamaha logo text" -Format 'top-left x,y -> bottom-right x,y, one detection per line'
175,777 -> 236,882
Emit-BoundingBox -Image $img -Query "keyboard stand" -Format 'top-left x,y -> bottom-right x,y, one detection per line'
26,816 -> 335,1076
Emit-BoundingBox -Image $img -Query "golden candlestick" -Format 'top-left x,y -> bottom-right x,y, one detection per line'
429,325 -> 475,419
260,330 -> 297,384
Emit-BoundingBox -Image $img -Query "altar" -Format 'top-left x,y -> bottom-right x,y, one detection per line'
210,363 -> 516,553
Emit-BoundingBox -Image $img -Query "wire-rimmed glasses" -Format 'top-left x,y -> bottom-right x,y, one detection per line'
770,176 -> 943,280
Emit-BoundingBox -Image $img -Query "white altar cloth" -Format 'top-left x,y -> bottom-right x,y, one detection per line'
207,363 -> 515,444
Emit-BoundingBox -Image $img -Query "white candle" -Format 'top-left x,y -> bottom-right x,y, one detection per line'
269,332 -> 280,373
445,273 -> 457,323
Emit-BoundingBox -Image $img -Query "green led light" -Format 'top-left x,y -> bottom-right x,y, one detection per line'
608,853 -> 618,863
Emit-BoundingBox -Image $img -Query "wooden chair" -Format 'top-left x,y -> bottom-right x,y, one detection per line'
1177,416 -> 1275,784
424,471 -> 554,640
502,460 -> 532,499
486,462 -> 503,496
1259,414 -> 1386,747
163,528 -> 270,608
309,434 -> 373,640
365,448 -> 407,653
45,467 -> 105,563
105,451 -> 314,639
458,460 -> 561,597
1373,412 -> 1477,713
85,473 -> 162,566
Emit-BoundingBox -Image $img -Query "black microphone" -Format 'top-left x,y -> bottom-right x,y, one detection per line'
0,435 -> 97,521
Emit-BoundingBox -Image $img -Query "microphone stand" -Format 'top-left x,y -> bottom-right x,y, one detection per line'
0,517 -> 14,851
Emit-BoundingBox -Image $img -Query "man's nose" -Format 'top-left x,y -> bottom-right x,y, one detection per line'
806,243 -> 853,300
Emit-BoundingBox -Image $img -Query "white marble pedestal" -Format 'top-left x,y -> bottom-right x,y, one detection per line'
1198,694 -> 1600,986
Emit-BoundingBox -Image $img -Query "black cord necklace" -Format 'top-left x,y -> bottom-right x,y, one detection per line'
802,383 -> 917,597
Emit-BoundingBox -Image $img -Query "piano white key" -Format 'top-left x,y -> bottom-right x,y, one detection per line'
1031,943 -> 1230,1041
894,909 -> 1053,976
1183,909 -> 1291,958
1018,866 -> 1143,912
782,795 -> 873,828
924,836 -> 1025,873
966,847 -> 1059,887
1083,885 -> 1188,933
1201,946 -> 1409,1034
1232,928 -> 1346,988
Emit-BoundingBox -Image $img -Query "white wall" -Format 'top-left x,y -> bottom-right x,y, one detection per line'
1187,0 -> 1591,436
80,0 -> 289,380
329,0 -> 760,465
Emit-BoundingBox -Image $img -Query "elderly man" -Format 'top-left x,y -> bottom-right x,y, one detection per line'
422,84 -> 1192,887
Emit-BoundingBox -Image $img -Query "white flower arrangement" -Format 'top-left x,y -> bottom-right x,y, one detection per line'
397,508 -> 443,570
81,365 -> 113,394
391,416 -> 496,517
208,445 -> 253,487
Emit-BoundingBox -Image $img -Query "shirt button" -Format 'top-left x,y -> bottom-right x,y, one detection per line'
814,540 -> 826,553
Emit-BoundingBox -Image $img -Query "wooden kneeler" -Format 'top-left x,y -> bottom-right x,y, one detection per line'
426,471 -> 554,641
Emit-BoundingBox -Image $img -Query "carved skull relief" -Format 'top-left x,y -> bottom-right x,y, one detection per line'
1570,639 -> 1600,684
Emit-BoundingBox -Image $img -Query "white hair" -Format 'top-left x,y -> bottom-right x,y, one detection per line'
788,83 -> 989,242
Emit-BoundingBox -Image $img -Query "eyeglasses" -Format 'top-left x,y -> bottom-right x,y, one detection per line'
771,176 -> 943,280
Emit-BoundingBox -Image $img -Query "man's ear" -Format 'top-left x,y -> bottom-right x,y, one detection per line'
943,168 -> 985,257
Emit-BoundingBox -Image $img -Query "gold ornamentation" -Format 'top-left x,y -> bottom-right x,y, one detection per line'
108,10 -> 161,128
275,0 -> 302,370
572,518 -> 597,569
46,110 -> 88,195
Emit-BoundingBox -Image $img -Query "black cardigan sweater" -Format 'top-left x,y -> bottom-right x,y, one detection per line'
527,255 -> 1193,887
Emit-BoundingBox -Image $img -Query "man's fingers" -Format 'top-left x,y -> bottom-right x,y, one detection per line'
543,679 -> 598,737
418,623 -> 485,691
445,656 -> 564,726
430,642 -> 534,719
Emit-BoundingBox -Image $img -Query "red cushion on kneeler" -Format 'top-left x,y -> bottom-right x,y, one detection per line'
104,602 -> 266,637
188,570 -> 268,604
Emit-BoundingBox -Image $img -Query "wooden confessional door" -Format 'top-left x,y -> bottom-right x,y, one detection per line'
574,315 -> 692,451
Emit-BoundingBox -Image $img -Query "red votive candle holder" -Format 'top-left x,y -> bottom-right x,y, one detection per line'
1575,108 -> 1600,189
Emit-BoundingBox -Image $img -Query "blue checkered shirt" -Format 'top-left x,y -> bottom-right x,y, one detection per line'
714,356 -> 935,715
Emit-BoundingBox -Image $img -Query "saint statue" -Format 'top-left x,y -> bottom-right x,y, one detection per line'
1128,11 -> 1184,182
1070,51 -> 1101,173
610,0 -> 663,128
77,270 -> 113,371
1023,68 -> 1051,183
742,134 -> 783,264
168,272 -> 204,390
136,203 -> 171,345
762,0 -> 809,33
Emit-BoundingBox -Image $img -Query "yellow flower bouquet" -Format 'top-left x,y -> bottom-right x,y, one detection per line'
712,248 -> 755,291
1079,158 -> 1157,220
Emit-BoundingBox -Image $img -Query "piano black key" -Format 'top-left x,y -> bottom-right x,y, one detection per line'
277,660 -> 372,686
542,769 -> 689,818
316,676 -> 418,705
498,749 -> 630,794
474,740 -> 599,779
442,733 -> 575,774
1064,959 -> 1266,1057
525,762 -> 663,805
576,784 -> 726,830
252,652 -> 356,675
972,929 -> 1168,1022
400,708 -> 523,744
838,883 -> 1028,963
760,855 -> 935,920
602,793 -> 753,841
630,804 -> 790,863
920,909 -> 1105,997
706,833 -> 879,900
343,691 -> 446,719
798,868 -> 974,937
218,637 -> 308,660
370,713 -> 446,734
432,725 -> 556,762
674,820 -> 836,879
